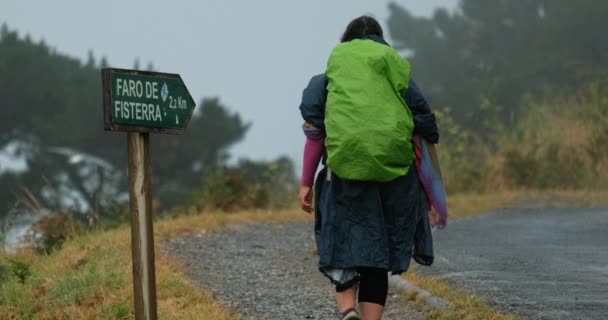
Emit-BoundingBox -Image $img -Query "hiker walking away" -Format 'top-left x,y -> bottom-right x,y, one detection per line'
298,16 -> 440,320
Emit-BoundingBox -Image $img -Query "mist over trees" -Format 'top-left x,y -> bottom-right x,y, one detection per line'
387,0 -> 608,192
1,1 -> 606,221
0,24 -> 293,222
387,0 -> 608,130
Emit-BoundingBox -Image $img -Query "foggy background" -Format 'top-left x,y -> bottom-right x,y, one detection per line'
2,0 -> 458,162
1,2 -> 607,317
1,0 -> 606,251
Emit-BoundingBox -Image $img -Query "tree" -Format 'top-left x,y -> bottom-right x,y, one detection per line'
149,97 -> 250,207
0,26 -> 253,219
86,50 -> 96,68
0,23 -> 8,39
387,0 -> 608,128
133,58 -> 140,70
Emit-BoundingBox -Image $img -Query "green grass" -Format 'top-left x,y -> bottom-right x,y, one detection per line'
0,209 -> 309,319
1,191 -> 606,319
405,269 -> 520,320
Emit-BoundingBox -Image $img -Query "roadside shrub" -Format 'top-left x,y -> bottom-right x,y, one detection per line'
438,82 -> 608,192
192,157 -> 297,212
0,278 -> 35,318
28,212 -> 86,254
497,83 -> 608,190
434,106 -> 493,193
193,169 -> 272,212
0,261 -> 8,282
8,258 -> 31,283
99,302 -> 130,319
97,200 -> 131,230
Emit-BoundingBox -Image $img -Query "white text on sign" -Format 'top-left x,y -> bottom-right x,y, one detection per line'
114,78 -> 164,122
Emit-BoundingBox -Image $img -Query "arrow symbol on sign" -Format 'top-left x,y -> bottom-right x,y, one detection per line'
103,68 -> 196,134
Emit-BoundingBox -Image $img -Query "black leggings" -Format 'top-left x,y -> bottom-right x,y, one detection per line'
335,268 -> 388,306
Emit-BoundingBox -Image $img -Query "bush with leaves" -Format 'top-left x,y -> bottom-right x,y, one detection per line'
437,82 -> 608,192
27,212 -> 86,254
0,260 -> 8,282
192,157 -> 297,212
8,259 -> 31,284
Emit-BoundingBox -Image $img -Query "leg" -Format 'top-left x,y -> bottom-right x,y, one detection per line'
336,282 -> 359,313
358,268 -> 388,320
359,303 -> 384,320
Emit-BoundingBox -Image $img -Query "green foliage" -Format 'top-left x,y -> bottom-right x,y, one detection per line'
0,261 -> 8,282
438,83 -> 608,192
151,97 -> 251,209
8,258 -> 31,284
103,270 -> 126,290
51,263 -> 101,305
192,157 -> 297,212
388,1 -> 608,129
498,83 -> 608,189
388,2 -> 608,192
96,200 -> 131,230
0,279 -> 36,318
100,302 -> 130,319
0,25 -> 122,219
193,170 -> 258,211
0,25 -> 251,222
27,212 -> 86,254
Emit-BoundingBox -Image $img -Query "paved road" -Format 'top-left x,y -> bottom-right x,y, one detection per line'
422,208 -> 608,320
164,222 -> 424,320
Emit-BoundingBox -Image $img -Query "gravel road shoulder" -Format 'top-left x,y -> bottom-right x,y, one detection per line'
164,221 -> 424,320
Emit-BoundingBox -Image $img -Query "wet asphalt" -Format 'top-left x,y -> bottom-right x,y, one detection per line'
422,207 -> 608,320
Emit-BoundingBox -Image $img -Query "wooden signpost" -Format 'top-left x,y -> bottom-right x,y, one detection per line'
102,68 -> 196,320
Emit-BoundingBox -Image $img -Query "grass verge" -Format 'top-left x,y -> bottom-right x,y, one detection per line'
0,209 -> 310,319
1,191 -> 606,319
448,190 -> 608,219
404,269 -> 520,320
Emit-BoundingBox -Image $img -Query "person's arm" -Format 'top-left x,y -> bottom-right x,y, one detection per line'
301,124 -> 325,187
299,123 -> 325,213
405,79 -> 439,144
299,74 -> 328,129
298,74 -> 328,213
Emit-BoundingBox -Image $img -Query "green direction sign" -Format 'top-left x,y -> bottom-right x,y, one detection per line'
102,68 -> 196,134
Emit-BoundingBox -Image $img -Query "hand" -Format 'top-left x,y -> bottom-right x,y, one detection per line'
429,206 -> 439,227
299,186 -> 313,214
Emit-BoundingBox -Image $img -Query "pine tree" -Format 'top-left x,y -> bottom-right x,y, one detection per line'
1,23 -> 9,39
387,0 -> 608,128
0,32 -> 252,218
86,49 -> 96,68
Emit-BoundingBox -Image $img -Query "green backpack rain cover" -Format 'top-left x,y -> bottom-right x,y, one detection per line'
325,39 -> 414,182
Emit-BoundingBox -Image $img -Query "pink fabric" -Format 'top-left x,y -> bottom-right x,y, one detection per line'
301,135 -> 325,187
414,135 -> 448,229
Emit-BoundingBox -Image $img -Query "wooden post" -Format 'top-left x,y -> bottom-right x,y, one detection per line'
103,68 -> 195,320
127,132 -> 158,320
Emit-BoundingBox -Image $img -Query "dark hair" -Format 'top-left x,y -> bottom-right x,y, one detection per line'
341,16 -> 384,43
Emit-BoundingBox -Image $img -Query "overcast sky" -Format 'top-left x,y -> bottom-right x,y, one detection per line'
2,0 -> 458,166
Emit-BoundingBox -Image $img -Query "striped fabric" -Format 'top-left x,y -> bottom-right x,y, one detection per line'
413,135 -> 448,229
